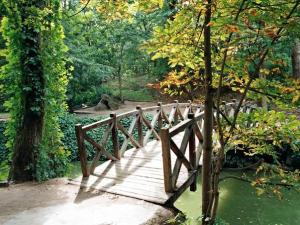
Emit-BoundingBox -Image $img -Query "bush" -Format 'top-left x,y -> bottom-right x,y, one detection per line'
0,121 -> 8,164
67,86 -> 112,108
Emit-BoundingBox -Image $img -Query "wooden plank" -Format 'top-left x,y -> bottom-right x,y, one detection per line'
169,119 -> 194,136
83,133 -> 118,161
120,117 -> 138,155
141,114 -> 160,141
143,111 -> 161,145
116,110 -> 138,120
117,121 -> 141,149
91,170 -> 188,186
82,117 -> 112,132
71,178 -> 169,204
165,171 -> 197,206
90,124 -> 114,173
169,140 -> 192,171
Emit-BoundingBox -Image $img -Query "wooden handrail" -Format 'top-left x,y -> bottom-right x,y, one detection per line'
75,100 -> 247,189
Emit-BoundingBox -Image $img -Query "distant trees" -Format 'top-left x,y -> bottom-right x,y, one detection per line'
63,3 -> 170,107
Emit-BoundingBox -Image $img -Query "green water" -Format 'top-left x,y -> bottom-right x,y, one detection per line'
175,172 -> 300,225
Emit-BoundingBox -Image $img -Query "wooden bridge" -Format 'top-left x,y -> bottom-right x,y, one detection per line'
71,101 -> 246,205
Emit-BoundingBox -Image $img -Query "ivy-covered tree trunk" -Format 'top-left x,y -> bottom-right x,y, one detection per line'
8,1 -> 45,181
202,0 -> 213,224
3,0 -> 69,181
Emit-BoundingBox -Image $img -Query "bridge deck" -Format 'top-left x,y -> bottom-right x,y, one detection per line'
70,132 -> 200,205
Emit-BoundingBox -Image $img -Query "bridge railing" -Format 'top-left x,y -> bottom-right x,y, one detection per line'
75,100 -> 203,177
159,100 -> 258,193
75,100 -> 256,193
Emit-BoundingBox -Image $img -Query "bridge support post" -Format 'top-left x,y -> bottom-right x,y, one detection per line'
110,113 -> 120,159
75,124 -> 89,177
161,128 -> 173,193
188,113 -> 197,192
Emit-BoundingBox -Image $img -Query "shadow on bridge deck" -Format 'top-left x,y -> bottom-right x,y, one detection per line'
70,132 -> 201,206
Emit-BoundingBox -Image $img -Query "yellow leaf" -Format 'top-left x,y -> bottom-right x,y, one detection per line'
256,188 -> 265,196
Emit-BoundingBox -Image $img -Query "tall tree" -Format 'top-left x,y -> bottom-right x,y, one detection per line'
202,0 -> 213,224
2,0 -> 69,181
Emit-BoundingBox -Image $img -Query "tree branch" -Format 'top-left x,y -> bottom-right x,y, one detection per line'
68,0 -> 91,18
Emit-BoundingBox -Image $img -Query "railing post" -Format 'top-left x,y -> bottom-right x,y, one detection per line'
188,100 -> 193,113
75,124 -> 89,177
161,127 -> 173,193
157,102 -> 163,133
136,105 -> 144,147
110,113 -> 120,159
174,100 -> 179,124
188,113 -> 197,191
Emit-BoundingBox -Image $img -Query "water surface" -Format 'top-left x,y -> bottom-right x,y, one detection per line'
175,172 -> 300,225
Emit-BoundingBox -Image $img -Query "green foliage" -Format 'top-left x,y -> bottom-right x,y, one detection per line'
59,114 -> 105,161
140,0 -> 300,103
0,121 -> 7,163
229,109 -> 300,160
213,218 -> 230,225
63,3 -> 169,107
1,0 -> 70,181
0,1 -> 7,112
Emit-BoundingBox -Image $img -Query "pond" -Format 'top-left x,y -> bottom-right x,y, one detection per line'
175,172 -> 300,225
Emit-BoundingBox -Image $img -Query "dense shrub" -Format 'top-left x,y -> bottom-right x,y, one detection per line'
0,121 -> 8,164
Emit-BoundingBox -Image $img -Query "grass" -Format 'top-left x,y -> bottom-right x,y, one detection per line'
0,165 -> 9,181
118,89 -> 155,102
103,75 -> 159,102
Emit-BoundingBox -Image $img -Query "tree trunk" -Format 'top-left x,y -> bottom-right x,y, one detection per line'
292,39 -> 300,79
202,1 -> 214,224
117,64 -> 123,103
9,1 -> 45,181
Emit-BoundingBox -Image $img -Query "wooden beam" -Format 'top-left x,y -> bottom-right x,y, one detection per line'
110,113 -> 120,159
75,124 -> 89,177
161,128 -> 173,193
188,113 -> 197,192
136,106 -> 144,147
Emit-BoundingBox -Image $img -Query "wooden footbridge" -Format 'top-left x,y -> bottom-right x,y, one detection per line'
71,101 -> 244,205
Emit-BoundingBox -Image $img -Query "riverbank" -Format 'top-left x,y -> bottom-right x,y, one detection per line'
0,178 -> 175,225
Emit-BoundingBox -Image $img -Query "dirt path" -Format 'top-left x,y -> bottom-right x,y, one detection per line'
74,101 -> 161,117
0,178 -> 174,225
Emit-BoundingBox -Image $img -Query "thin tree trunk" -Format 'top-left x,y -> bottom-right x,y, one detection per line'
202,0 -> 213,224
292,39 -> 300,79
117,64 -> 123,103
9,1 -> 45,181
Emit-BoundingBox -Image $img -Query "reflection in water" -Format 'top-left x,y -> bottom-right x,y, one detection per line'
175,172 -> 300,225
